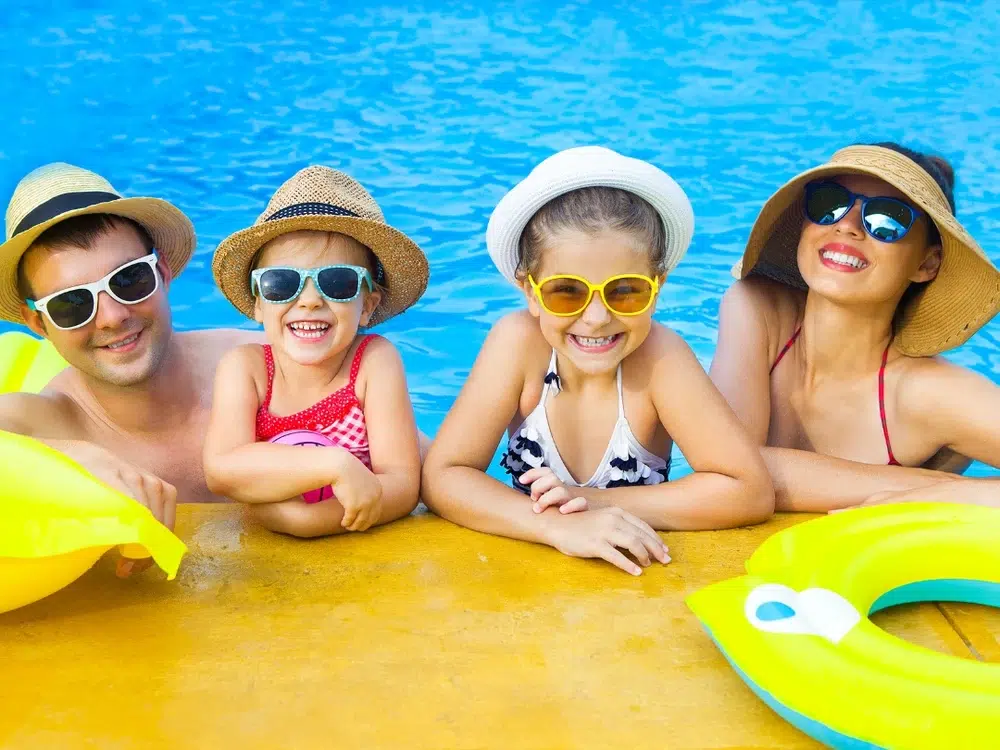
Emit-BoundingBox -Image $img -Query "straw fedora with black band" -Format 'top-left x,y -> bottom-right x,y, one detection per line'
733,145 -> 1000,357
212,165 -> 429,327
0,162 -> 196,324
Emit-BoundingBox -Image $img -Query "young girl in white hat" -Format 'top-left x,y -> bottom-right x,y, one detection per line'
203,166 -> 427,538
423,147 -> 774,575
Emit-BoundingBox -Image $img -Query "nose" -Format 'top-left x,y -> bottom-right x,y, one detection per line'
579,288 -> 612,326
295,278 -> 324,309
836,199 -> 866,238
92,291 -> 131,330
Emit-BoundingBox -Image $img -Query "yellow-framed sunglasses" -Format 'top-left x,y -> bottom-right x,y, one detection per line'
527,273 -> 660,317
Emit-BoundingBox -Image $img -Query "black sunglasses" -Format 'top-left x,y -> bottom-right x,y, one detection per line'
804,181 -> 923,243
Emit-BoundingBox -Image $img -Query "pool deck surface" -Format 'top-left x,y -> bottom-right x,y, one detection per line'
1,506 -> 996,749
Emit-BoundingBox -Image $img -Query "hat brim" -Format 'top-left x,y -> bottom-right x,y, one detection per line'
486,150 -> 695,285
0,197 -> 195,323
733,159 -> 1000,357
212,215 -> 429,326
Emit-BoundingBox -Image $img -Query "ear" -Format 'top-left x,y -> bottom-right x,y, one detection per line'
155,255 -> 173,290
911,244 -> 942,283
360,289 -> 383,327
20,304 -> 48,339
253,296 -> 265,324
520,277 -> 542,319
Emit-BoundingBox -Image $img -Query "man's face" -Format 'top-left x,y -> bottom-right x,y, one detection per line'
19,223 -> 173,387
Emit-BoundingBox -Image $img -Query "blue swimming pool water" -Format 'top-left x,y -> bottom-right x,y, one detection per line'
2,0 -> 999,478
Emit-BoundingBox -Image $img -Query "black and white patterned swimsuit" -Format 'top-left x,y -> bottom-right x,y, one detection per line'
500,350 -> 670,493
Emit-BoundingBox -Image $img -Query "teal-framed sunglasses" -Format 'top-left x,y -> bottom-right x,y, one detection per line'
250,264 -> 374,304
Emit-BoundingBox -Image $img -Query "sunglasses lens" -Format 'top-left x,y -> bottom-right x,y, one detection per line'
109,261 -> 158,303
603,276 -> 654,314
317,267 -> 362,301
863,198 -> 914,242
258,269 -> 303,302
46,289 -> 96,329
805,183 -> 853,225
539,277 -> 591,315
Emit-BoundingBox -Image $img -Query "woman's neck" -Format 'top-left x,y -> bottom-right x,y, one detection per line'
799,292 -> 896,378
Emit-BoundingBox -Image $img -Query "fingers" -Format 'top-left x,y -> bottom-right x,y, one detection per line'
559,497 -> 588,514
598,544 -> 643,576
533,487 -> 572,513
614,511 -> 670,563
518,467 -> 551,488
341,499 -> 360,530
528,472 -> 562,502
610,528 -> 653,567
161,481 -> 178,531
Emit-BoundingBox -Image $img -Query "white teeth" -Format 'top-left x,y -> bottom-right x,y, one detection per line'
289,321 -> 330,339
574,335 -> 617,348
822,250 -> 868,269
107,333 -> 139,349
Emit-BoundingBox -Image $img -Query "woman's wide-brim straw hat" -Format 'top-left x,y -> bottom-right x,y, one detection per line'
213,165 -> 428,326
733,145 -> 1000,357
486,146 -> 695,284
0,162 -> 195,323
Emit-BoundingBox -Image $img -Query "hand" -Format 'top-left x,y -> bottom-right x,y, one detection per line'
54,441 -> 177,579
545,506 -> 671,576
332,450 -> 383,532
519,467 -> 588,514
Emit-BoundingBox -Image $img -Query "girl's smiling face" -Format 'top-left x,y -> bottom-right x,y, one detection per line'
523,226 -> 662,377
253,230 -> 382,367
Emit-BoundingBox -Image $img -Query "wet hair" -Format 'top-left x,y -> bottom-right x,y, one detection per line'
16,214 -> 154,300
515,187 -> 665,279
868,141 -> 957,245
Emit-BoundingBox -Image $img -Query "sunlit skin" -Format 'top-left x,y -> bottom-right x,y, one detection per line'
423,223 -> 774,576
711,172 -> 1000,512
203,230 -> 422,538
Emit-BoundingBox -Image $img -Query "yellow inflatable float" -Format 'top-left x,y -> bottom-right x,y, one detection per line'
0,331 -> 186,614
687,503 -> 1000,749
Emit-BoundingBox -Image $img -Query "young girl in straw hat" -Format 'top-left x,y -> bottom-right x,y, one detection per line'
203,166 -> 427,537
710,143 -> 1000,512
423,147 -> 774,576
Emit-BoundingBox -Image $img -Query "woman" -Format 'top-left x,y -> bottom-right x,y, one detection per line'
710,143 -> 1000,511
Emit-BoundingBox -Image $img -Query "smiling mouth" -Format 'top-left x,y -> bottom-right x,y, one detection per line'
569,333 -> 622,352
820,249 -> 869,270
288,321 -> 331,340
102,330 -> 142,351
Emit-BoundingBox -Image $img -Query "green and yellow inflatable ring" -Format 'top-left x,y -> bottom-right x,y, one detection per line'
687,503 -> 1000,749
0,331 -> 186,614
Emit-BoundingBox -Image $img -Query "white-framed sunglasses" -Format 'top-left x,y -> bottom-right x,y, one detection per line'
26,253 -> 160,331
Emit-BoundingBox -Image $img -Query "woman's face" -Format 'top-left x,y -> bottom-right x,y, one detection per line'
796,174 -> 941,307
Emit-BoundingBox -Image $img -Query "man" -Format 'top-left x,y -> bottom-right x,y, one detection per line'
0,163 -> 261,573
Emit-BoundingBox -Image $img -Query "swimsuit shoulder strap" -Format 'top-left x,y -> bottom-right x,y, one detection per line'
541,349 -> 559,399
616,362 -> 625,418
770,326 -> 802,374
349,334 -> 380,388
261,344 -> 276,410
878,342 -> 900,466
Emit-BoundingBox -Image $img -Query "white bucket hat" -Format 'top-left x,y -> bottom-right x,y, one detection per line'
486,146 -> 695,284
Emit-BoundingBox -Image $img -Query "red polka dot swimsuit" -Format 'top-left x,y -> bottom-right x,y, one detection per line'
255,335 -> 377,470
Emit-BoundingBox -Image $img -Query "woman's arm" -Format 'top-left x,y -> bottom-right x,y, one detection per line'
709,280 -> 949,511
859,477 -> 1000,508
202,346 -> 362,504
422,314 -> 668,575
572,329 -> 775,530
357,336 -> 421,525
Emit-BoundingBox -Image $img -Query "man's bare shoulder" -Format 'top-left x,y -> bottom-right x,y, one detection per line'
179,327 -> 265,349
0,389 -> 83,439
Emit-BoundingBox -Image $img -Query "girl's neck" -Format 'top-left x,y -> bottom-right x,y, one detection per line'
271,336 -> 359,396
799,292 -> 896,378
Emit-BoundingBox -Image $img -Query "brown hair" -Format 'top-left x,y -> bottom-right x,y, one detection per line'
17,214 -> 154,299
515,187 -> 666,279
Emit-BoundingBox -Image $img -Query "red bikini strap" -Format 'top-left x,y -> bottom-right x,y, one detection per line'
349,335 -> 379,387
878,343 -> 900,466
770,326 -> 802,374
261,345 -> 276,410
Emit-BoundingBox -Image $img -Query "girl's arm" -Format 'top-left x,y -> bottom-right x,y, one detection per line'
570,330 -> 775,530
859,477 -> 1000,508
709,280 -> 949,511
422,313 -> 668,576
202,346 -> 362,504
356,336 -> 421,526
